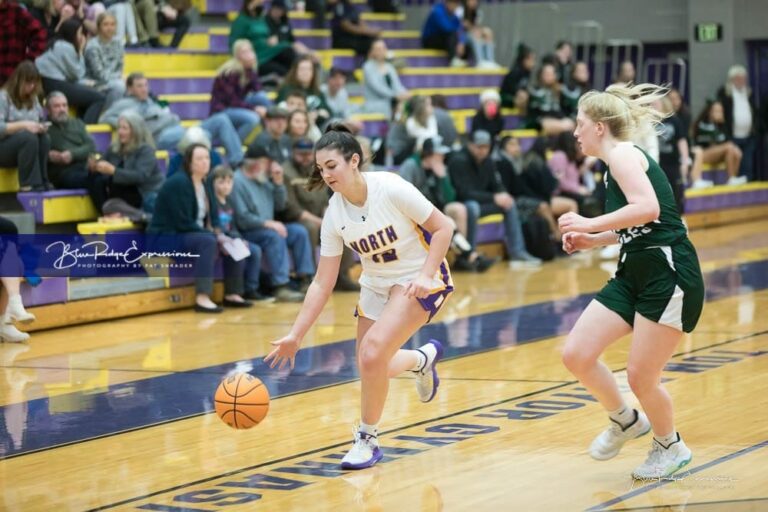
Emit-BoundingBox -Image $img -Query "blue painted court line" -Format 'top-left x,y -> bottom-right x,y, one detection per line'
0,259 -> 767,460
586,440 -> 768,511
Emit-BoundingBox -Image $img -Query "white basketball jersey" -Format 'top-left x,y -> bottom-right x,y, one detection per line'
320,172 -> 446,288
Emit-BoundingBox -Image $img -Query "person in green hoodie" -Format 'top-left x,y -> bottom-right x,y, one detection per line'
229,0 -> 297,78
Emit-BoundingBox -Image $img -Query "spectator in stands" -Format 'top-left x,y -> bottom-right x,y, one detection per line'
691,99 -> 747,187
251,105 -> 291,164
265,0 -> 317,60
134,0 -> 191,48
400,136 -> 494,272
149,143 -> 231,313
0,61 -> 51,192
362,38 -> 410,120
276,56 -> 331,126
327,0 -> 381,56
287,109 -> 315,143
28,0 -> 73,41
718,65 -> 759,182
526,62 -> 574,136
101,72 -> 244,167
0,216 -> 35,343
35,18 -> 106,123
210,164 -> 264,306
545,41 -> 573,83
461,0 -> 499,69
668,87 -> 691,135
104,1 -> 140,47
230,145 -> 311,302
282,90 -> 323,140
84,12 -> 126,108
230,0 -> 297,77
654,96 -> 692,211
522,136 -> 578,218
167,126 -> 223,177
561,61 -> 589,118
321,67 -> 356,122
448,130 -> 541,266
210,40 -> 269,144
280,137 -> 361,290
46,90 -> 95,189
499,43 -> 535,111
90,110 -> 163,213
495,135 -> 561,241
0,0 -> 48,87
406,95 -> 438,151
430,94 -> 458,147
422,0 -> 468,68
548,131 -> 593,209
384,117 -> 412,165
614,60 -> 636,84
471,88 -> 503,143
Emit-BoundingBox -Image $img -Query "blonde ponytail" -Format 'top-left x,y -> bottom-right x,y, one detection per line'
578,82 -> 670,141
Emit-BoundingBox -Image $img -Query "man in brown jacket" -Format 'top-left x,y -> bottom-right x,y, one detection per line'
280,137 -> 360,291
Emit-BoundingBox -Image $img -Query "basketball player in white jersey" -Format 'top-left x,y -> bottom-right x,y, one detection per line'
264,124 -> 455,470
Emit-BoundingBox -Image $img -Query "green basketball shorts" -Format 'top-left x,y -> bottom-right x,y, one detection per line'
595,239 -> 705,333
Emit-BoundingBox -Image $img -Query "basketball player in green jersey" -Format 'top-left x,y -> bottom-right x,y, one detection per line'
558,83 -> 705,479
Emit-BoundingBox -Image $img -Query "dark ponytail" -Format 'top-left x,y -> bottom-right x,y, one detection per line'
308,122 -> 365,191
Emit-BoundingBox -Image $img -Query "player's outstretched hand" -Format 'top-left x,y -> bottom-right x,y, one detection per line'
264,335 -> 301,370
562,232 -> 595,254
405,274 -> 432,299
558,212 -> 594,234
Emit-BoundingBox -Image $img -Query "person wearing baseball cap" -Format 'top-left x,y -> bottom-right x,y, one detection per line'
399,136 -> 495,272
447,130 -> 542,267
250,106 -> 292,164
230,143 -> 315,302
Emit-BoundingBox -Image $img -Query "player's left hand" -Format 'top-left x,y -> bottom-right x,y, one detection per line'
264,334 -> 301,370
405,274 -> 432,299
558,212 -> 594,234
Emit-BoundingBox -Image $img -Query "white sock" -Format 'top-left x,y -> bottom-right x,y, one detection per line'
654,431 -> 679,448
608,405 -> 636,428
8,294 -> 23,308
411,344 -> 436,373
359,422 -> 378,436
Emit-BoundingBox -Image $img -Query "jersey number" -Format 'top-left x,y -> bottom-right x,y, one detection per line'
372,248 -> 398,263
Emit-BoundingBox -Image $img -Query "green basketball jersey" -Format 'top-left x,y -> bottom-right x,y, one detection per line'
604,145 -> 688,251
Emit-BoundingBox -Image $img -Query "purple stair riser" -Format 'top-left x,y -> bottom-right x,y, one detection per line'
149,77 -> 214,95
290,18 -> 401,30
684,189 -> 768,213
400,74 -> 504,88
476,222 -> 505,245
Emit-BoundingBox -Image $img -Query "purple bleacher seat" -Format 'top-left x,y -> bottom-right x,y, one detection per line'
476,220 -> 505,245
684,187 -> 768,213
289,17 -> 402,30
21,278 -> 68,307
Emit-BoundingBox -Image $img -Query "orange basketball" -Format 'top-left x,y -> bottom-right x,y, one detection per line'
214,372 -> 270,429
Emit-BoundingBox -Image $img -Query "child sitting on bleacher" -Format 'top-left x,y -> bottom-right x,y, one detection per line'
210,164 -> 271,304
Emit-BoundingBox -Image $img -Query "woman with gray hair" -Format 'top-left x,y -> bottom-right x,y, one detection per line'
89,110 -> 164,214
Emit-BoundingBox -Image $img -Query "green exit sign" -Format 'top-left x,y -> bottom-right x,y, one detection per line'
695,22 -> 722,42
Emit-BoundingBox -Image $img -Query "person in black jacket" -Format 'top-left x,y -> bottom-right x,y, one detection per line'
495,135 -> 561,241
447,130 -> 541,266
499,43 -> 535,110
471,89 -> 503,144
148,143 -> 250,313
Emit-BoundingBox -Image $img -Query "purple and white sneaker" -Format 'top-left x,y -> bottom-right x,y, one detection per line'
415,339 -> 444,403
340,430 -> 383,470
